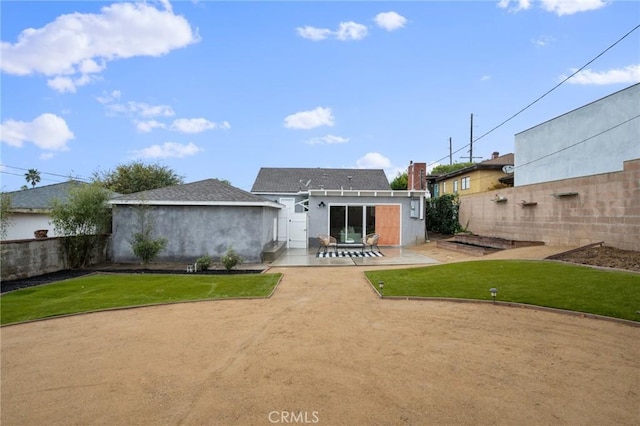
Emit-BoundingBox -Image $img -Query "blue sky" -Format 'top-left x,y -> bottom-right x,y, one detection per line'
1,0 -> 639,192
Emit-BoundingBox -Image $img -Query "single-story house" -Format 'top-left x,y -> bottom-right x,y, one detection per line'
2,180 -> 87,241
109,179 -> 282,263
251,167 -> 429,248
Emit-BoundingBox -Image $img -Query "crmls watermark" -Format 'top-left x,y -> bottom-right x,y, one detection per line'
268,410 -> 319,424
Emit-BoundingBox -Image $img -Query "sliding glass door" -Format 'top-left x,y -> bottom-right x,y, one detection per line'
329,205 -> 375,243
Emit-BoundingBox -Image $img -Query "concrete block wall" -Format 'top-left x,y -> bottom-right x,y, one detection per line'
1,235 -> 111,281
458,159 -> 640,251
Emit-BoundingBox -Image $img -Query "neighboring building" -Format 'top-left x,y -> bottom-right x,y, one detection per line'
433,152 -> 514,197
515,83 -> 640,186
2,180 -> 87,241
251,167 -> 428,248
109,179 -> 282,263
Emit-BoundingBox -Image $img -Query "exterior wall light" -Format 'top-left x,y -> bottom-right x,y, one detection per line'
318,201 -> 326,208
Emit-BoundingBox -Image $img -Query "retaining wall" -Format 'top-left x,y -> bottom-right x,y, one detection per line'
458,159 -> 640,251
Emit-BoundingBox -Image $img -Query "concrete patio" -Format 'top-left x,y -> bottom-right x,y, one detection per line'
268,247 -> 440,267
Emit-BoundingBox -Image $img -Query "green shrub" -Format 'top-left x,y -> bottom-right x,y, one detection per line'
221,247 -> 243,271
195,255 -> 211,271
132,233 -> 167,265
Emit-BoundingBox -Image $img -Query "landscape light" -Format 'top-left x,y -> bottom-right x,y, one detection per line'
490,288 -> 498,304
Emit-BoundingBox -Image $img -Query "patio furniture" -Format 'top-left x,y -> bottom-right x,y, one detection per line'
317,234 -> 338,255
362,233 -> 380,253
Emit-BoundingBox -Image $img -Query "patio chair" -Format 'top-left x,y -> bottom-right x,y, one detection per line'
362,233 -> 380,253
317,234 -> 338,255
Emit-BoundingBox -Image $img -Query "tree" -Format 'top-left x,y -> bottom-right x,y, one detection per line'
93,161 -> 184,194
25,169 -> 41,188
1,192 -> 13,239
430,162 -> 474,175
50,182 -> 112,268
130,204 -> 167,265
390,172 -> 408,190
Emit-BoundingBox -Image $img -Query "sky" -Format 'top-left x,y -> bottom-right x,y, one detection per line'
1,0 -> 639,192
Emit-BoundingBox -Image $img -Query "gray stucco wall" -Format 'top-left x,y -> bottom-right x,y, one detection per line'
111,205 -> 278,263
515,83 -> 640,186
307,195 -> 426,247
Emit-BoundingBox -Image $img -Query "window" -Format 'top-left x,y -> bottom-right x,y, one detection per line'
461,176 -> 470,190
453,180 -> 458,193
442,182 -> 447,193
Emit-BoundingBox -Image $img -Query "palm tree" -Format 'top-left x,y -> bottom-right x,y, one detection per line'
25,169 -> 41,188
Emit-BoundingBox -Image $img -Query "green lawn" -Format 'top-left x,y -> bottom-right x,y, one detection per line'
1,273 -> 282,325
365,260 -> 640,321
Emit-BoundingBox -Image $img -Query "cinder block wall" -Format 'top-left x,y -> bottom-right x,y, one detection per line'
458,159 -> 639,251
1,236 -> 110,281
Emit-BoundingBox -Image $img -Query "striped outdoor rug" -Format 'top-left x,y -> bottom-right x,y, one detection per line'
316,250 -> 384,258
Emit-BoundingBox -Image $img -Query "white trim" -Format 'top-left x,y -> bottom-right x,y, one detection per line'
109,199 -> 283,208
309,189 -> 429,198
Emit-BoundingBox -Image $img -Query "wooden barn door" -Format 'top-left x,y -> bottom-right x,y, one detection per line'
375,205 -> 400,245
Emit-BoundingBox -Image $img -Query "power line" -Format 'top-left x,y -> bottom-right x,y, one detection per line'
435,114 -> 640,190
428,23 -> 640,168
1,164 -> 90,182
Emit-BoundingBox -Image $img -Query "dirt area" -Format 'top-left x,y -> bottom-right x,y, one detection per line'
548,245 -> 640,272
1,242 -> 639,425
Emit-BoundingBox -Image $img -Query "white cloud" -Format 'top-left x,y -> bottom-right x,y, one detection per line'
0,113 -> 74,151
96,90 -> 121,104
531,35 -> 556,47
1,1 -> 199,92
296,26 -> 333,41
136,120 -> 166,133
480,75 -> 491,81
170,118 -> 230,133
356,152 -> 392,169
336,21 -> 368,41
131,142 -> 201,159
284,107 -> 334,130
498,0 -> 608,15
374,12 -> 407,31
540,0 -> 608,16
564,64 -> 640,85
305,134 -> 349,145
296,21 -> 368,41
497,0 -> 532,13
127,101 -> 175,118
47,73 -> 98,93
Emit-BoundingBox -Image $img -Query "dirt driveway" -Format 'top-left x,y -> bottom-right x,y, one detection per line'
1,245 -> 639,425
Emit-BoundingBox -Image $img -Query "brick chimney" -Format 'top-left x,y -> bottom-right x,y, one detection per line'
408,161 -> 427,190
491,151 -> 500,159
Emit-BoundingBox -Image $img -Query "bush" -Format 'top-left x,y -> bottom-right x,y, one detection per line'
132,233 -> 167,265
426,194 -> 461,235
195,255 -> 211,271
221,247 -> 243,271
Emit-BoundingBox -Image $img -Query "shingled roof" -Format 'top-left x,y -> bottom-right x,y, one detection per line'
6,180 -> 88,211
110,178 -> 280,206
251,168 -> 391,193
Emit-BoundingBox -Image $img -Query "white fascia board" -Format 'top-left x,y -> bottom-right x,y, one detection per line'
109,200 -> 283,208
309,189 -> 429,198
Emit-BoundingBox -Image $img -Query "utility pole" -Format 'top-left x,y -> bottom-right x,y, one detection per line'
469,113 -> 473,163
449,137 -> 452,165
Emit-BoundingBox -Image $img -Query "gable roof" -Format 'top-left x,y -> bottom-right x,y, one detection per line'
251,168 -> 391,193
5,180 -> 88,211
110,178 -> 281,207
436,153 -> 514,181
